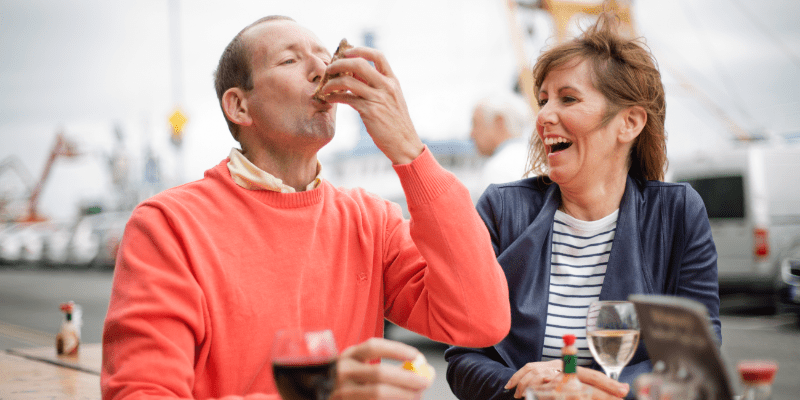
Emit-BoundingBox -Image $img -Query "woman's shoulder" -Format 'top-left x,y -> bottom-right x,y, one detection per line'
484,175 -> 551,197
478,176 -> 555,228
638,179 -> 695,196
635,179 -> 705,212
479,176 -> 552,213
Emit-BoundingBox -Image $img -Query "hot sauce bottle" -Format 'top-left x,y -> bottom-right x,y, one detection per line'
557,334 -> 584,393
526,334 -> 591,399
56,301 -> 80,356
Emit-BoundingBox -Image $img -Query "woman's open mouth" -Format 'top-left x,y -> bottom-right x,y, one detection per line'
544,136 -> 573,153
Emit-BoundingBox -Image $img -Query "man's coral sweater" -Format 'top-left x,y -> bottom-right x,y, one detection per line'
102,148 -> 510,399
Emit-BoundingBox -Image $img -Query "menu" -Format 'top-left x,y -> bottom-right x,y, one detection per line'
629,294 -> 733,400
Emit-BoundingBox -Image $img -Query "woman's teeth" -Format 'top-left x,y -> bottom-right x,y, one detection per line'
544,137 -> 570,145
544,137 -> 572,152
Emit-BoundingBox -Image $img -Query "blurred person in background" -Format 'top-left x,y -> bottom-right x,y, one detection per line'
445,13 -> 720,400
102,15 -> 510,400
469,92 -> 535,200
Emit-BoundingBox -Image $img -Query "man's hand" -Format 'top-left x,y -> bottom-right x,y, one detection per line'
504,361 -> 630,399
319,46 -> 424,165
332,338 -> 433,400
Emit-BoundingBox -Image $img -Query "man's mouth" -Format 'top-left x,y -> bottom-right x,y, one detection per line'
312,97 -> 334,111
544,136 -> 573,153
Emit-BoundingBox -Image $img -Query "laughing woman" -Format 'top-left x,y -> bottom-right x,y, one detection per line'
445,13 -> 720,400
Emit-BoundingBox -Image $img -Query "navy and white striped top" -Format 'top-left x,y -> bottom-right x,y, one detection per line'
541,209 -> 618,365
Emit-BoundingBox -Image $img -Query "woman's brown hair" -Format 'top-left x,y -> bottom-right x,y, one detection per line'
526,13 -> 667,181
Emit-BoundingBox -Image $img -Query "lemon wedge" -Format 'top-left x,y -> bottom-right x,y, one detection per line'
402,353 -> 435,382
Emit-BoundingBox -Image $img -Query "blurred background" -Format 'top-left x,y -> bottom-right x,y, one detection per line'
1,0 -> 799,398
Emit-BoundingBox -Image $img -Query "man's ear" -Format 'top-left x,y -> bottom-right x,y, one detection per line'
619,105 -> 647,144
222,88 -> 253,127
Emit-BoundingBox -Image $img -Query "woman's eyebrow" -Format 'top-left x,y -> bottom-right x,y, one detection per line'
557,85 -> 579,94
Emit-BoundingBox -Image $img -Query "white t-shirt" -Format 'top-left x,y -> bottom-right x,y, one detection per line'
540,209 -> 618,365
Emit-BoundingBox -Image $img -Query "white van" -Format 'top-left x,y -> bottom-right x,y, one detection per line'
667,145 -> 800,301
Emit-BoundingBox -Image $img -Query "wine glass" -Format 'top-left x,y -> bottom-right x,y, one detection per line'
271,328 -> 338,400
586,301 -> 640,381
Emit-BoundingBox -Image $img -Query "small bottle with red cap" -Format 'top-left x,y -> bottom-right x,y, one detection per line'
737,360 -> 778,400
556,334 -> 584,393
525,334 -> 591,399
56,301 -> 81,356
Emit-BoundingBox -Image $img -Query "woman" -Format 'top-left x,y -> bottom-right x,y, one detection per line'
445,13 -> 720,400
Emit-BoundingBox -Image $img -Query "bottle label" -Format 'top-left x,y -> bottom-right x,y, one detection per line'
563,354 -> 577,373
57,330 -> 79,355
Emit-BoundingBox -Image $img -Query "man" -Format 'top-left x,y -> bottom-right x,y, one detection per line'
101,16 -> 511,400
469,92 -> 534,200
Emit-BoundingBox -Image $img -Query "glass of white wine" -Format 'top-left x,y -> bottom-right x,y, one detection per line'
586,301 -> 640,381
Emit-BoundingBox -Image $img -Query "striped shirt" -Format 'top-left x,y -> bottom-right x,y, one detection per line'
541,209 -> 618,365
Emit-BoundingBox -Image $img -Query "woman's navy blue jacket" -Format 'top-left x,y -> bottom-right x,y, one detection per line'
445,175 -> 721,400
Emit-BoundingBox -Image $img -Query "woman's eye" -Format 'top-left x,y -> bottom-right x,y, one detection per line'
538,98 -> 548,107
562,96 -> 577,103
281,59 -> 295,65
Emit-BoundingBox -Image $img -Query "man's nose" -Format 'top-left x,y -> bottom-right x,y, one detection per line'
309,56 -> 327,83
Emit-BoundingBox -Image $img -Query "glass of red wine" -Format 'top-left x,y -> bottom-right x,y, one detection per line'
272,328 -> 338,400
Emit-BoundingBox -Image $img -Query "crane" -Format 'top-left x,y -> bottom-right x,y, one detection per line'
19,130 -> 80,223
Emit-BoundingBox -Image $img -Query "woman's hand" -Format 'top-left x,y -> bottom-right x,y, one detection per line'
504,359 -> 563,398
332,338 -> 432,400
576,367 -> 630,399
504,361 -> 630,399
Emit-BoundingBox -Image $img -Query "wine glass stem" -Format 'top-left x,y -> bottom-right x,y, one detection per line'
607,370 -> 620,381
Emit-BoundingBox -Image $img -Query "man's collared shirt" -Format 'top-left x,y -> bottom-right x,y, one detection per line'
226,148 -> 322,193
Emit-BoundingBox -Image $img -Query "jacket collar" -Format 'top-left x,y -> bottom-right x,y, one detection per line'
600,175 -> 652,299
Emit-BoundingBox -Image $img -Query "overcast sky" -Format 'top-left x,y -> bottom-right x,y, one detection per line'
1,0 -> 799,220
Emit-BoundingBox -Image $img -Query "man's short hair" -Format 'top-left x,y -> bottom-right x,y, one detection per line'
213,15 -> 295,141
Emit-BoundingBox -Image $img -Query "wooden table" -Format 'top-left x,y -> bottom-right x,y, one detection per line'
1,344 -> 101,399
7,342 -> 102,375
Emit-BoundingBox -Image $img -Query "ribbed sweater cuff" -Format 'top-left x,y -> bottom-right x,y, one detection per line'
393,146 -> 456,206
